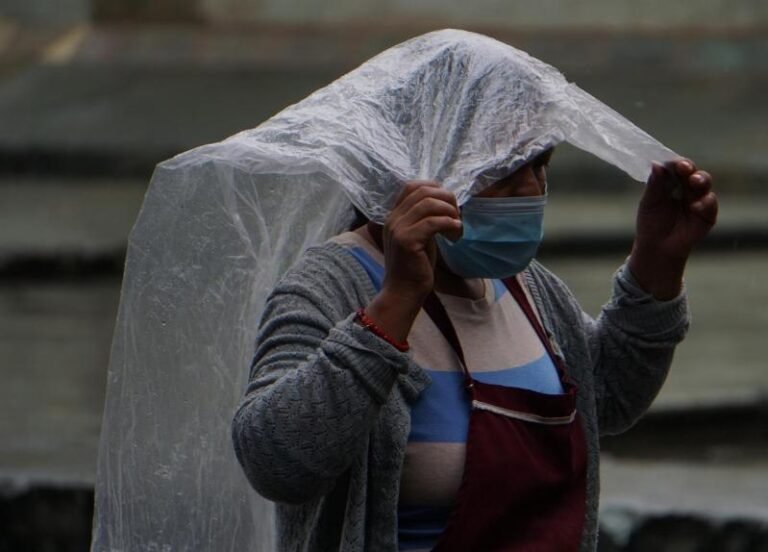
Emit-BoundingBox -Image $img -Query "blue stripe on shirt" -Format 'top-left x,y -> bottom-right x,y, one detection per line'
346,246 -> 384,290
398,506 -> 454,550
491,278 -> 508,302
409,355 -> 563,443
408,370 -> 470,443
473,356 -> 563,394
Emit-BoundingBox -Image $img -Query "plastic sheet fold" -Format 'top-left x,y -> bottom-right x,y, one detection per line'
91,29 -> 677,551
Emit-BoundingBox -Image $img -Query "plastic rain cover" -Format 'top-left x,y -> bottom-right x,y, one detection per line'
91,29 -> 677,551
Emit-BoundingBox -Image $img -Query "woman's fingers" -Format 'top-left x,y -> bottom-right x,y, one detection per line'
644,163 -> 673,204
394,181 -> 459,216
668,160 -> 718,227
690,191 -> 719,227
652,160 -> 713,205
382,181 -> 461,299
671,158 -> 696,178
394,181 -> 435,206
391,216 -> 462,250
687,170 -> 712,196
680,169 -> 716,227
402,195 -> 460,224
389,181 -> 461,243
410,216 -> 463,243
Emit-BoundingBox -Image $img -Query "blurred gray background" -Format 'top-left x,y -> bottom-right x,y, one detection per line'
0,1 -> 766,550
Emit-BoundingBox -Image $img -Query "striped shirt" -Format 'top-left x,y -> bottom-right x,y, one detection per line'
332,230 -> 563,551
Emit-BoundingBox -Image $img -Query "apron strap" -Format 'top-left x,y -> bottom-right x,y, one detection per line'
422,276 -> 561,390
366,224 -> 474,383
422,291 -> 473,387
502,277 -> 559,364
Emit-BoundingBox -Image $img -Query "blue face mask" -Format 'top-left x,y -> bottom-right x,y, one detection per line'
435,194 -> 546,278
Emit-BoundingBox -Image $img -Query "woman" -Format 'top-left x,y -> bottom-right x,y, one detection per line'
92,29 -> 716,552
232,134 -> 716,551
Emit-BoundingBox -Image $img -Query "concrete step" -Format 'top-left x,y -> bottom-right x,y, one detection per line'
600,457 -> 768,530
0,177 -> 145,260
0,281 -> 117,483
547,252 -> 768,410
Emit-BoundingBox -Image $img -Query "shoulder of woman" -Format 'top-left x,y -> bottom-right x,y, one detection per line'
268,241 -> 376,310
525,259 -> 583,317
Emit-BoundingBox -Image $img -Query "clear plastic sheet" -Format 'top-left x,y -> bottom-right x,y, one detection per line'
91,29 -> 677,551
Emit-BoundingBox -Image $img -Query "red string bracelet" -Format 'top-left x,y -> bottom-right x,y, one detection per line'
355,308 -> 410,352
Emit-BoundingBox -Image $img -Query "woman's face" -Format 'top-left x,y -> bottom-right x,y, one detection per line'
475,148 -> 553,199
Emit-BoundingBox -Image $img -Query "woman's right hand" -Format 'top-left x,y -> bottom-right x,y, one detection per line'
382,181 -> 462,300
363,182 -> 461,343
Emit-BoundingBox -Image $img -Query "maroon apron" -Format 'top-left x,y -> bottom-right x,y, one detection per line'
423,276 -> 587,552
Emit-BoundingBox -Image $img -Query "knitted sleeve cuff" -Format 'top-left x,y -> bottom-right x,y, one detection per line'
323,313 -> 412,403
604,264 -> 690,341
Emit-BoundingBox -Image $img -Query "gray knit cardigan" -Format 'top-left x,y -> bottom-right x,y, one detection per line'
232,241 -> 690,552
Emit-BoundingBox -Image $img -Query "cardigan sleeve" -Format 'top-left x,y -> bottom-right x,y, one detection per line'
582,264 -> 690,435
231,245 -> 410,504
525,260 -> 690,437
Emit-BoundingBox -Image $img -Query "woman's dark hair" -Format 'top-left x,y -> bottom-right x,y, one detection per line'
349,207 -> 369,231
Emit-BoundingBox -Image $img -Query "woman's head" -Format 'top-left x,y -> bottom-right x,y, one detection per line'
434,148 -> 554,278
475,148 -> 553,200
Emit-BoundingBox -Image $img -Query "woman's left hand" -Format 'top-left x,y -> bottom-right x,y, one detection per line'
628,158 -> 719,300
